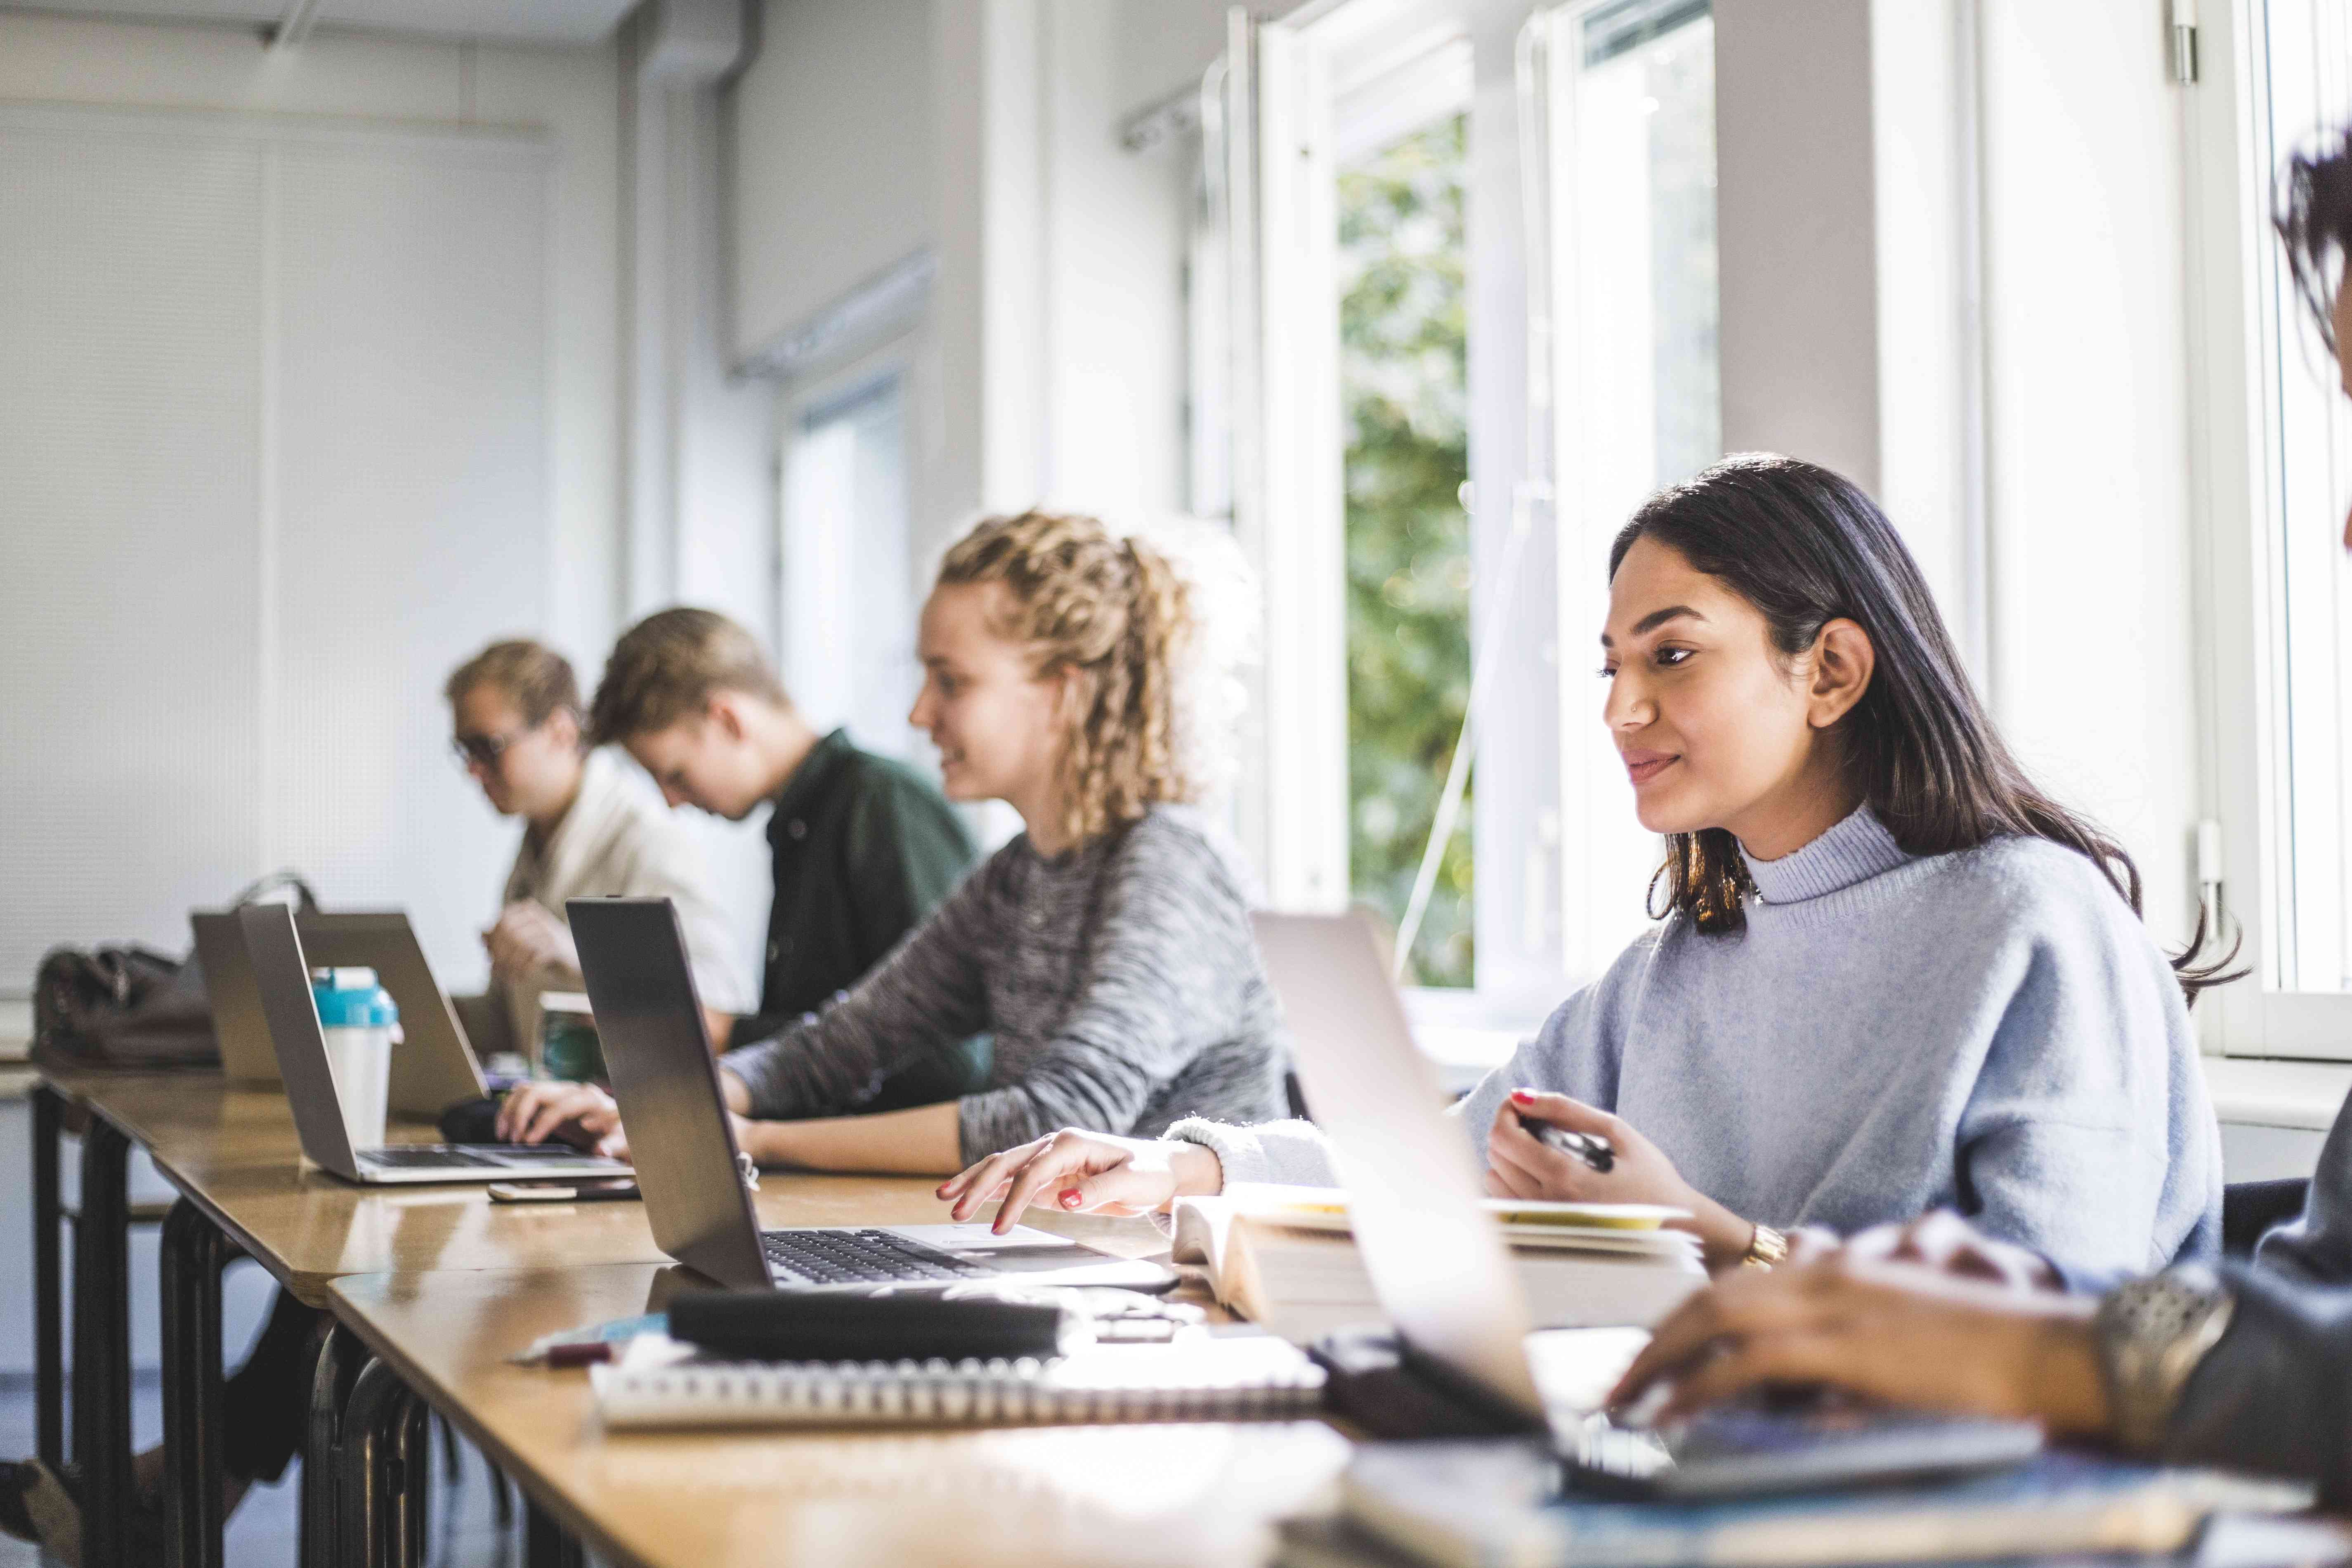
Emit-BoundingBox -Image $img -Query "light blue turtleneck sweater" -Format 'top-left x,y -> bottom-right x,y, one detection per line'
1172,806 -> 2222,1287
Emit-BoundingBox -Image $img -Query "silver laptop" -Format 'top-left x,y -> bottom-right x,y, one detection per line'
195,909 -> 486,1115
191,910 -> 281,1086
238,903 -> 629,1185
1250,910 -> 1549,1423
1256,911 -> 2047,1495
569,895 -> 1178,1294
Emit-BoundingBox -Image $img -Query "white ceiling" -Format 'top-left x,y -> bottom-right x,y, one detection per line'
0,0 -> 640,46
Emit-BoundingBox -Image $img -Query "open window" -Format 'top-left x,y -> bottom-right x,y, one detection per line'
1221,0 -> 1719,1046
2192,0 -> 2352,1056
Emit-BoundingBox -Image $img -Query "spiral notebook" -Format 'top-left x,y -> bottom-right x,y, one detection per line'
591,1331 -> 1327,1429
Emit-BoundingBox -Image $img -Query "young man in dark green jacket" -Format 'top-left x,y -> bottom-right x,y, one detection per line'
586,607 -> 988,1105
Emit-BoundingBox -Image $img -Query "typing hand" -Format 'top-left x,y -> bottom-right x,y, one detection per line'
1604,1249 -> 2107,1434
495,1080 -> 623,1154
483,901 -> 579,985
937,1129 -> 1223,1236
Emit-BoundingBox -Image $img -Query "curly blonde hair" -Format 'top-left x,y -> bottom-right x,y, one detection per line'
937,511 -> 1198,845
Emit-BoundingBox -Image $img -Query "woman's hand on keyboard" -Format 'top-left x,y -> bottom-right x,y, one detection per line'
495,1081 -> 627,1158
937,1130 -> 1225,1235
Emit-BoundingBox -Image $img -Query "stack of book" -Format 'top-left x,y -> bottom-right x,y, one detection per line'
1169,1183 -> 1706,1342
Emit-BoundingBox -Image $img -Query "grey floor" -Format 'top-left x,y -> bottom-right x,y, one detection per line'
0,1371 -> 529,1567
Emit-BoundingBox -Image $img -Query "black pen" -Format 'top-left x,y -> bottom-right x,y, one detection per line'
1518,1112 -> 1615,1173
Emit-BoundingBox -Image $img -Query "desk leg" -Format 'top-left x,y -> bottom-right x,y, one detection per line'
524,1499 -> 585,1568
300,1317 -> 362,1568
70,1115 -> 132,1568
32,1084 -> 64,1471
160,1199 -> 241,1568
339,1358 -> 428,1568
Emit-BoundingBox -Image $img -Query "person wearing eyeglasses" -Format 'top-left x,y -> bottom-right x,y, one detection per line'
445,637 -> 749,1057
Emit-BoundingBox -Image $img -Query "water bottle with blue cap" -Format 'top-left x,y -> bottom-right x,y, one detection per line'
311,967 -> 401,1151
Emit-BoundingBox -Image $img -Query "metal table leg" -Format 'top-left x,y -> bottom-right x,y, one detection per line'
525,1498 -> 586,1568
300,1317 -> 363,1568
32,1084 -> 64,1471
160,1199 -> 241,1568
339,1358 -> 428,1568
70,1115 -> 132,1568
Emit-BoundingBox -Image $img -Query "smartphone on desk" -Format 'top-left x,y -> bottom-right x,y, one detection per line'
486,1178 -> 641,1204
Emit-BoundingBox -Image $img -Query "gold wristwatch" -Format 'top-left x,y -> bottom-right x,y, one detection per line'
1741,1222 -> 1789,1269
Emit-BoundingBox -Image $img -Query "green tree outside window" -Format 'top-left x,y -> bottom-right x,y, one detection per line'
1339,114 -> 1473,988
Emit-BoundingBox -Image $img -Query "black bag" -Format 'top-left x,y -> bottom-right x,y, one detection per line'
31,871 -> 318,1075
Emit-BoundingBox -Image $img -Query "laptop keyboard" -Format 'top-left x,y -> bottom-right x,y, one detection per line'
760,1228 -> 994,1285
361,1145 -> 600,1169
363,1147 -> 505,1169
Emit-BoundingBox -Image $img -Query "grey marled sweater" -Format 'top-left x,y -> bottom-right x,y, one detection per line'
723,805 -> 1290,1162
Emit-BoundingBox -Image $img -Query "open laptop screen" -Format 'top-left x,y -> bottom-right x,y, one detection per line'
569,897 -> 770,1289
1251,910 -> 1546,1422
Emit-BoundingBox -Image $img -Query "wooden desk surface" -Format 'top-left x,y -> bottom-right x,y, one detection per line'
42,1069 -> 1163,1307
328,1263 -> 1350,1568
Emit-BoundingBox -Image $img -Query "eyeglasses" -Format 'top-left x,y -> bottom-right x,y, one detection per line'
450,726 -> 536,771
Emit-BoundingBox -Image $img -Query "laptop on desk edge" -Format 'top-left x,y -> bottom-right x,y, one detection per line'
237,903 -> 629,1186
568,894 -> 1177,1296
1254,909 -> 2050,1497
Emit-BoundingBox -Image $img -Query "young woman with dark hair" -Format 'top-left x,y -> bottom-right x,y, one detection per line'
1600,126 -> 2352,1502
947,454 -> 2227,1289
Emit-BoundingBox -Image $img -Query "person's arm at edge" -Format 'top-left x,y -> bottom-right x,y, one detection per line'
730,1098 -> 965,1176
2160,1263 -> 2352,1499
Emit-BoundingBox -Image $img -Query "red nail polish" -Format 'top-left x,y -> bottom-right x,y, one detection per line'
1510,1089 -> 1535,1104
1060,1189 -> 1082,1207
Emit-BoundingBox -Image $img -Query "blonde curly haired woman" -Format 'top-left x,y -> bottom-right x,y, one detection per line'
500,510 -> 1289,1172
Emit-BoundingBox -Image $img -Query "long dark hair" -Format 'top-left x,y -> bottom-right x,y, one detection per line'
2277,126 -> 2352,352
1609,453 -> 2240,1006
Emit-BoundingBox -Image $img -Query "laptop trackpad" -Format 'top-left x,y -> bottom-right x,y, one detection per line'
890,1223 -> 1087,1269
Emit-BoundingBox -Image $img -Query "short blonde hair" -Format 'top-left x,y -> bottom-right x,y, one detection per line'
444,639 -> 579,727
937,511 -> 1197,845
587,608 -> 791,744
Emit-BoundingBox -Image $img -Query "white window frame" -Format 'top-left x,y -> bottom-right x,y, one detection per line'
1235,0 -> 1573,1032
2187,0 -> 2352,1059
775,336 -> 924,760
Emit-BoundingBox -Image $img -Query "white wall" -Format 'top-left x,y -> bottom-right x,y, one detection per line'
1975,0 -> 2201,947
0,13 -> 624,994
730,0 -> 934,363
0,10 -> 624,685
731,0 -> 1234,573
1714,0 -> 1884,492
1712,0 -> 2202,952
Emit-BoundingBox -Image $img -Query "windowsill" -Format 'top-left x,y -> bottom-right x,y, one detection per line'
2203,1055 -> 2352,1132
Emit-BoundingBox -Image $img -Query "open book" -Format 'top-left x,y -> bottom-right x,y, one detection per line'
1169,1184 -> 1706,1343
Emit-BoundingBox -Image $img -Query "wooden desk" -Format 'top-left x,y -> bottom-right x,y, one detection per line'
328,1263 -> 1351,1568
37,1066 -> 1227,1568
